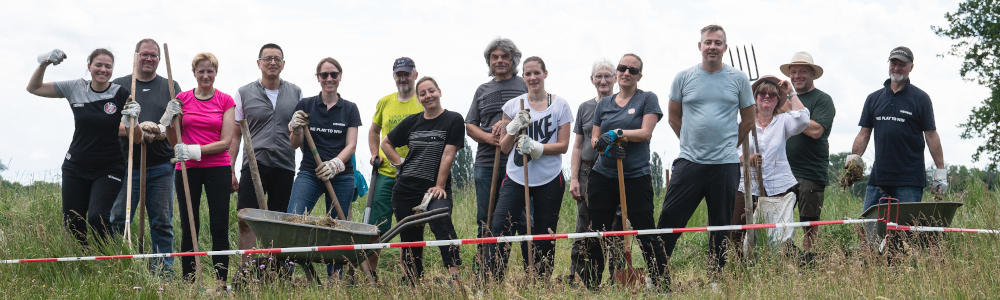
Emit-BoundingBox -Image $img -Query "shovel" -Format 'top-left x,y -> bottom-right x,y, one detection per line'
611,139 -> 644,287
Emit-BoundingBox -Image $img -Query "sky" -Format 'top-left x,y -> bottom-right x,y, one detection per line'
0,0 -> 990,184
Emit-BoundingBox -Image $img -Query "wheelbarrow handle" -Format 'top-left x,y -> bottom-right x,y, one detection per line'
380,207 -> 448,235
378,212 -> 450,243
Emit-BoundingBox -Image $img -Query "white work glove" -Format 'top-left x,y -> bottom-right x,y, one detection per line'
315,157 -> 345,181
138,121 -> 167,143
932,169 -> 948,195
517,135 -> 544,159
159,98 -> 183,126
38,49 -> 67,65
121,100 -> 141,128
506,110 -> 531,135
845,154 -> 864,170
288,110 -> 310,134
171,143 -> 202,163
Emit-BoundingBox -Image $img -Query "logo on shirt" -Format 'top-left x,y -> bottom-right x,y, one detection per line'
628,108 -> 636,114
900,110 -> 912,115
108,175 -> 122,182
876,115 -> 906,123
142,88 -> 151,92
104,102 -> 117,114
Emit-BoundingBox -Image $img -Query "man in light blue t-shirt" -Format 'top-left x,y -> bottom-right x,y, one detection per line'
657,24 -> 755,287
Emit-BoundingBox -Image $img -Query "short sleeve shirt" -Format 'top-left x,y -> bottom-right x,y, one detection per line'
465,76 -> 528,167
112,75 -> 181,169
388,110 -> 466,194
669,64 -> 755,164
295,94 -> 363,179
502,94 -> 574,186
175,89 -> 236,169
785,88 -> 835,185
52,79 -> 129,167
859,80 -> 936,187
574,98 -> 599,162
372,92 -> 424,178
591,90 -> 663,178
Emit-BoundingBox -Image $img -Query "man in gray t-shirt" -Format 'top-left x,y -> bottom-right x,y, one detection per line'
109,39 -> 180,273
465,38 -> 528,249
657,25 -> 755,286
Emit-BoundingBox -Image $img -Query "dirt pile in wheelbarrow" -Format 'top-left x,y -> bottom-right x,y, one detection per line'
282,215 -> 348,229
840,162 -> 864,188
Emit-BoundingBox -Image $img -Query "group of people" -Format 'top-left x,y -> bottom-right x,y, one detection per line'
26,24 -> 949,291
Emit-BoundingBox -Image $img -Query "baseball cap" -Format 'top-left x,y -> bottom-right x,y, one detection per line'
393,57 -> 416,73
888,46 -> 913,62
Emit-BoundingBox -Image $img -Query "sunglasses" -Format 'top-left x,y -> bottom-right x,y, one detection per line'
757,92 -> 779,98
616,65 -> 641,75
316,72 -> 340,79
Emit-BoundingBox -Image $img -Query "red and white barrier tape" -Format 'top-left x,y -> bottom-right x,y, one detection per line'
886,222 -> 1000,234
0,219 -> 876,264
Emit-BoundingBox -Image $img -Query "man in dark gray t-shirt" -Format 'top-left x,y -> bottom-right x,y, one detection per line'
465,37 -> 528,268
109,39 -> 180,274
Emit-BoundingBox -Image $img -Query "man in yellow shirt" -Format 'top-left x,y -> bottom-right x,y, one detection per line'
364,57 -> 424,273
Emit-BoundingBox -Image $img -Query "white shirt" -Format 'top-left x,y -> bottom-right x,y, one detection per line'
738,108 -> 811,196
502,94 -> 574,187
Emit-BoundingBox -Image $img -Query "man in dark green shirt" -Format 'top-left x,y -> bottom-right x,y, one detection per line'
781,52 -> 835,251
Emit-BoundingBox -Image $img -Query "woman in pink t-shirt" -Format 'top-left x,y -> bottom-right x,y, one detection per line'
163,52 -> 235,287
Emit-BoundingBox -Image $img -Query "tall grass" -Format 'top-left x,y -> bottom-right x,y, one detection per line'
2,177 -> 999,299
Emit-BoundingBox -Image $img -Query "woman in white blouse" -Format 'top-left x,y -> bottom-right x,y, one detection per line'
731,75 -> 809,246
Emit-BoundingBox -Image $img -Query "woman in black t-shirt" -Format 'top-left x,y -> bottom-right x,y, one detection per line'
380,77 -> 465,285
26,49 -> 136,245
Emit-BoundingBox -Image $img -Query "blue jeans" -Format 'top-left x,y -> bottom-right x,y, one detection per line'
110,161 -> 175,272
288,170 -> 356,217
863,185 -> 923,212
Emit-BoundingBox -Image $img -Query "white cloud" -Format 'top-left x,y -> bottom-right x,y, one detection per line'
0,0 -> 988,184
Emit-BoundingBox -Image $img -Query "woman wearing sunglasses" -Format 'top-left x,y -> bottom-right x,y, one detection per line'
164,52 -> 236,286
581,53 -> 669,288
483,56 -> 573,281
730,75 -> 808,247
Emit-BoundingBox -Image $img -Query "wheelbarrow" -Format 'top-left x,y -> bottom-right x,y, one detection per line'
237,207 -> 450,285
859,200 -> 963,252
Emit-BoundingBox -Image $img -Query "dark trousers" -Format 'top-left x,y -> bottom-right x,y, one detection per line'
484,175 -> 565,281
177,166 -> 232,282
61,160 -> 124,245
237,164 -> 293,213
570,163 -> 624,280
657,159 -> 739,283
391,188 -> 462,281
582,171 -> 667,288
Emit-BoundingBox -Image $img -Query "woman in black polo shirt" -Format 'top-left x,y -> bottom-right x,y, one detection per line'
381,76 -> 465,285
287,57 -> 361,218
26,49 -> 134,245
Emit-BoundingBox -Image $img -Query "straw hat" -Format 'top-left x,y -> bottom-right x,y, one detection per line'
780,52 -> 824,79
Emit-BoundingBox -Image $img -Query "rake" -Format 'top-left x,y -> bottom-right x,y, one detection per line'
728,44 -> 760,81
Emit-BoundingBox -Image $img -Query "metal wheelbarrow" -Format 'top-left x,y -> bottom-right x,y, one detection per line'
237,207 -> 450,285
860,200 -> 963,252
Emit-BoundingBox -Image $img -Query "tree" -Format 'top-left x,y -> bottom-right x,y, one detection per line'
451,139 -> 475,188
933,0 -> 1000,170
650,152 -> 664,196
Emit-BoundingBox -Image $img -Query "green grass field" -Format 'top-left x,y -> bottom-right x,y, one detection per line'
1,176 -> 999,299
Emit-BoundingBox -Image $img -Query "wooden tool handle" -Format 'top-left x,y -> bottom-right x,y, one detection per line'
302,128 -> 347,221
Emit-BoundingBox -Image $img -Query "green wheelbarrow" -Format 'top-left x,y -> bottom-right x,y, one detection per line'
860,201 -> 963,252
237,207 -> 450,284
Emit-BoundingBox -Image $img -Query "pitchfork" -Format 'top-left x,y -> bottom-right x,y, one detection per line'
728,44 -> 760,81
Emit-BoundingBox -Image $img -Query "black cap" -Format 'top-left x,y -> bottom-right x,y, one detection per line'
392,57 -> 416,73
888,46 -> 913,62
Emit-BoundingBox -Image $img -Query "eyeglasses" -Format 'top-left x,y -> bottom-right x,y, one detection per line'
317,72 -> 340,79
757,92 -> 779,98
616,65 -> 641,75
138,53 -> 159,59
259,56 -> 284,63
593,74 -> 614,81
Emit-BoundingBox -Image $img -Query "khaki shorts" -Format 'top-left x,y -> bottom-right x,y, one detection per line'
793,178 -> 825,220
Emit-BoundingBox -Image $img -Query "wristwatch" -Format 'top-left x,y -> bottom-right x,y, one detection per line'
787,93 -> 796,100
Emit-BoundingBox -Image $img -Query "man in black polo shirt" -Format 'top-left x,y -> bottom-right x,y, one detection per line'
848,46 -> 947,212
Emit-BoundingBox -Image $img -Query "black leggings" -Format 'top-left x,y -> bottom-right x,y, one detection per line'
176,166 -> 231,282
484,175 -> 564,281
61,160 -> 124,245
391,187 -> 462,281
